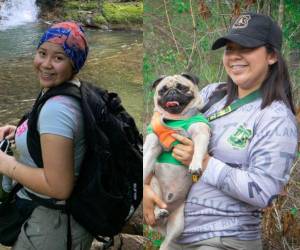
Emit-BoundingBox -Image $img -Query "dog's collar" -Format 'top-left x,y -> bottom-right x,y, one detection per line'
153,107 -> 201,120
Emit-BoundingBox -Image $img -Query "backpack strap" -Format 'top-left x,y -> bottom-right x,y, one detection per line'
23,82 -> 82,250
27,82 -> 81,168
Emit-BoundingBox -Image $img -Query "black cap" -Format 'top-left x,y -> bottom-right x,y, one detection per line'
212,13 -> 282,51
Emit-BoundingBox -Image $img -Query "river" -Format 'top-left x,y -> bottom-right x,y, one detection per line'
0,22 -> 143,128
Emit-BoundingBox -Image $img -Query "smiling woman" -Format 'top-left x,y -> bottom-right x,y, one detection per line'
223,43 -> 277,98
0,22 -> 93,250
143,12 -> 298,250
34,43 -> 74,88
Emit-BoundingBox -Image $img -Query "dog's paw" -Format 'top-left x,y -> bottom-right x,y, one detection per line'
188,166 -> 202,176
155,209 -> 169,220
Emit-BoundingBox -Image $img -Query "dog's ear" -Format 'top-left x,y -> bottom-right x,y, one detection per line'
152,75 -> 166,90
181,73 -> 199,86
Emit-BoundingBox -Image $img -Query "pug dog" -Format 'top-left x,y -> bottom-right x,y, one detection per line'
143,73 -> 210,249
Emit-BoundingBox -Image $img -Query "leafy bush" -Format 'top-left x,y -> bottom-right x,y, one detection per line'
103,2 -> 143,24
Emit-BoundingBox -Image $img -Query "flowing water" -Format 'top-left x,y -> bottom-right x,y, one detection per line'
0,24 -> 143,128
0,0 -> 38,29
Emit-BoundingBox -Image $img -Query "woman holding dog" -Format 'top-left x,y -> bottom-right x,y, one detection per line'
0,22 -> 93,249
144,12 -> 298,250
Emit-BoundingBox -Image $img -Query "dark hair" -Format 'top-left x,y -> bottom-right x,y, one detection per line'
224,44 -> 296,114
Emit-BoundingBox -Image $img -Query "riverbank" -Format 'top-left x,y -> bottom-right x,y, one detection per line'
39,0 -> 143,31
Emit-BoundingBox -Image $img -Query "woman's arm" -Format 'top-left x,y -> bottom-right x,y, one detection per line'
201,112 -> 297,208
0,133 -> 74,200
143,183 -> 167,226
173,109 -> 298,208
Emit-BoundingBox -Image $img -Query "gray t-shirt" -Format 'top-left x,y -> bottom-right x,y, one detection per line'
178,83 -> 298,243
15,92 -> 85,200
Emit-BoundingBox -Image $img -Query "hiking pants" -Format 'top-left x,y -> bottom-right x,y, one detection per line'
167,236 -> 263,250
12,206 -> 93,250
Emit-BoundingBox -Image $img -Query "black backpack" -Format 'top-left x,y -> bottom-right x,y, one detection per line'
21,81 -> 143,247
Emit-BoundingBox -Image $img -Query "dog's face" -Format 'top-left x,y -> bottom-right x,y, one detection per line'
152,73 -> 203,118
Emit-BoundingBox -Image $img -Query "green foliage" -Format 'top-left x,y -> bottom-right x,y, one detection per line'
290,207 -> 299,216
144,0 -> 299,87
144,48 -> 189,88
64,1 -> 98,11
62,1 -> 143,28
118,0 -> 143,2
143,224 -> 164,249
159,49 -> 177,64
63,10 -> 81,21
143,54 -> 154,86
64,1 -> 80,10
93,14 -> 107,25
63,10 -> 106,25
172,0 -> 190,14
143,1 -> 227,87
103,2 -> 143,24
283,0 -> 300,49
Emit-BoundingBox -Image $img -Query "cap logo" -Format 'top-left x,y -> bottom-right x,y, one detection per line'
232,15 -> 251,29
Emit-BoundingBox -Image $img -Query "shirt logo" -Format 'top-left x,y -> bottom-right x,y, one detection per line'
228,124 -> 253,149
232,15 -> 251,29
15,119 -> 28,137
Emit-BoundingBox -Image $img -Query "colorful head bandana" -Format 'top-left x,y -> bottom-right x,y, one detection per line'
38,22 -> 89,73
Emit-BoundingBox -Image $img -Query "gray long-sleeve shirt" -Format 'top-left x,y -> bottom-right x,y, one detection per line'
179,83 -> 298,243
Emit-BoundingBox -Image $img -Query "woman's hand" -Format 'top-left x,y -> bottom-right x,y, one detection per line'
143,184 -> 167,226
0,150 -> 15,175
171,133 -> 194,166
0,125 -> 17,140
172,133 -> 211,171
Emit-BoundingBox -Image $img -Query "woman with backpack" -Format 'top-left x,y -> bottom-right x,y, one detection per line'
143,12 -> 298,250
0,22 -> 93,249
